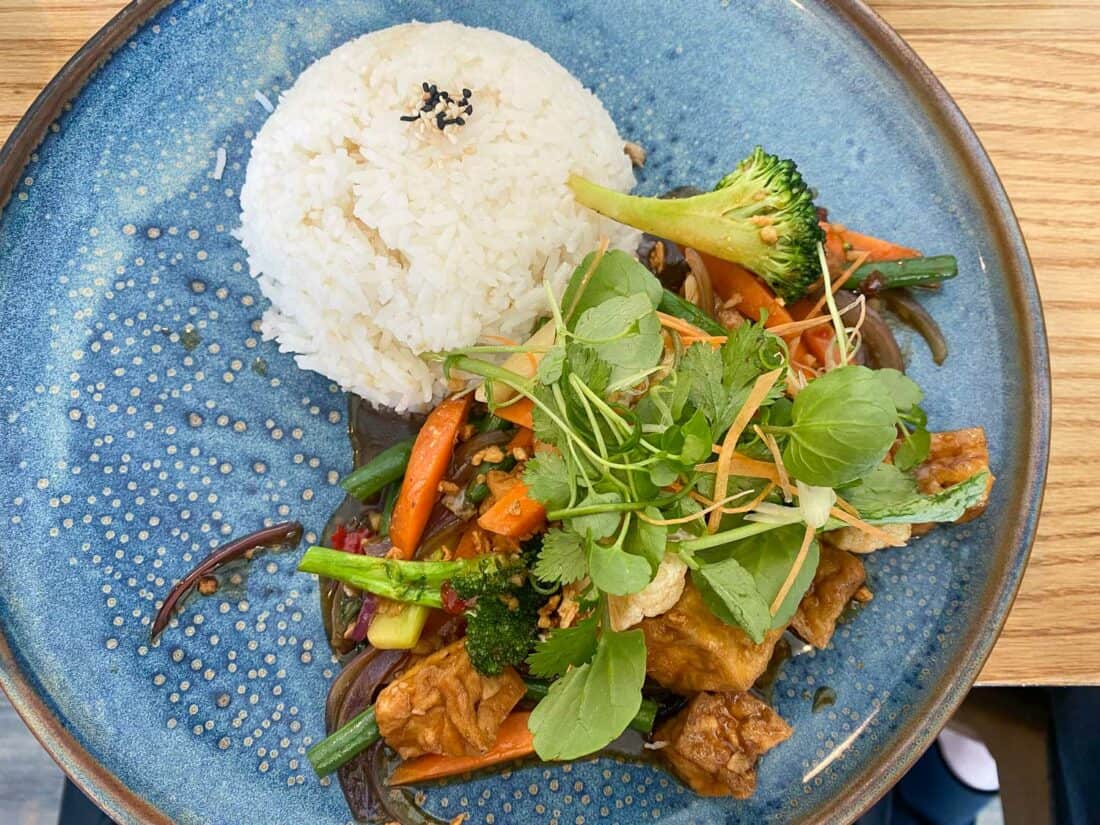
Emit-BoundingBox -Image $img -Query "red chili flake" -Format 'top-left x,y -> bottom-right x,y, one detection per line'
440,581 -> 471,615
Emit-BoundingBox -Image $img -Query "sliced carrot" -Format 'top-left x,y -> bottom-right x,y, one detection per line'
507,427 -> 535,453
388,712 -> 534,786
389,394 -> 472,558
802,325 -> 838,367
453,525 -> 487,560
493,397 -> 534,430
478,481 -> 546,538
698,251 -> 794,327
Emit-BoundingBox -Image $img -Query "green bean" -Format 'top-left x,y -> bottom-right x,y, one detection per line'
307,706 -> 378,777
657,289 -> 727,336
339,438 -> 414,502
466,456 -> 517,505
847,255 -> 957,291
378,482 -> 399,537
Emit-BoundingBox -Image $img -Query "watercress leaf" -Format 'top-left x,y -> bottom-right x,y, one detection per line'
874,368 -> 924,412
648,460 -> 680,488
588,536 -> 653,595
894,426 -> 931,472
538,344 -> 567,384
841,463 -> 990,525
567,491 -> 623,540
727,524 -> 820,628
670,496 -> 706,536
782,365 -> 897,487
691,558 -> 771,644
523,451 -> 573,511
529,627 -> 646,760
561,249 -> 663,325
525,615 -> 598,678
534,527 -> 588,585
623,508 -> 667,573
680,409 -> 713,465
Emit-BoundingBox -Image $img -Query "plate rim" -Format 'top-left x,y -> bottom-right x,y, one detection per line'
0,1 -> 1051,823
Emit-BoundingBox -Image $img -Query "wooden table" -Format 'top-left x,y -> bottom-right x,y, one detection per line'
2,1 -> 1098,685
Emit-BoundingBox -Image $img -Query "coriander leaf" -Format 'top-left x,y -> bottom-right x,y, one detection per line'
588,537 -> 653,596
526,615 -> 599,678
530,384 -> 569,449
567,491 -> 623,540
523,451 -> 573,511
841,463 -> 990,525
534,527 -> 588,585
727,524 -> 820,627
721,320 -> 785,393
622,508 -> 667,573
874,368 -> 924,411
538,344 -> 566,384
782,365 -> 897,487
566,343 -> 611,396
691,557 -> 772,643
894,426 -> 931,472
529,627 -> 646,760
680,342 -> 732,431
561,249 -> 663,325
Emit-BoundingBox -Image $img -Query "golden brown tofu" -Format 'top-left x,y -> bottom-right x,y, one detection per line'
639,582 -> 784,694
655,692 -> 792,798
916,428 -> 993,523
374,640 -> 525,759
791,544 -> 866,649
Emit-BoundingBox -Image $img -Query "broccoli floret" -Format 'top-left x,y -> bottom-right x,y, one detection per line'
451,562 -> 541,677
568,146 -> 824,302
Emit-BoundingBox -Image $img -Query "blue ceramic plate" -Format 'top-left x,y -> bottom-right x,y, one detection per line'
0,1 -> 1048,823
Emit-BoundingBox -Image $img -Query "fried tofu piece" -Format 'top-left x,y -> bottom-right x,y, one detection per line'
791,544 -> 866,648
374,640 -> 525,759
655,692 -> 792,798
827,521 -> 911,553
916,428 -> 993,523
639,582 -> 784,694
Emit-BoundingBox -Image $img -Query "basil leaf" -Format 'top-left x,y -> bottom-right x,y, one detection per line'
561,249 -> 662,325
588,538 -> 653,596
727,524 -> 820,628
894,426 -> 931,471
529,628 -> 647,760
874,368 -> 923,411
782,365 -> 897,487
691,558 -> 771,643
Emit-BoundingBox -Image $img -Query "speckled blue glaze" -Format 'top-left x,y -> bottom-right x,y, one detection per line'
0,1 -> 1046,824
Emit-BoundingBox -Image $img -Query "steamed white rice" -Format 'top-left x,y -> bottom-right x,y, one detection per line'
238,21 -> 638,412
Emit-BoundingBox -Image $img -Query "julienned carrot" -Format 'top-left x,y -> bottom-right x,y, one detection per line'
389,394 -> 473,557
823,223 -> 920,264
388,712 -> 534,786
493,397 -> 534,430
478,481 -> 546,538
697,251 -> 793,327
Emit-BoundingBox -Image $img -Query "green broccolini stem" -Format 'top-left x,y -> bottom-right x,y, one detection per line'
297,547 -> 508,609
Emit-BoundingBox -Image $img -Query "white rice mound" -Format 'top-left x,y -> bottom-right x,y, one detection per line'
238,21 -> 637,412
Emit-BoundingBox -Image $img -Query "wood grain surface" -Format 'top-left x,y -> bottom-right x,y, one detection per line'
1,0 -> 1097,685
